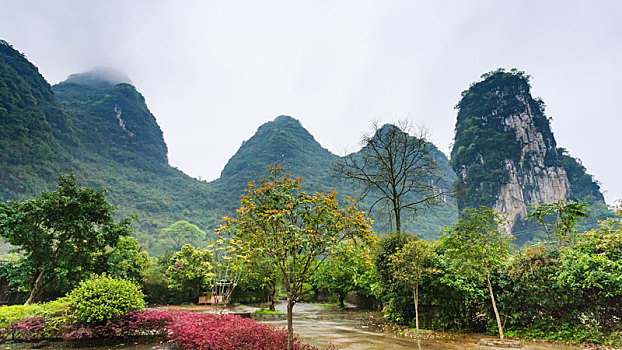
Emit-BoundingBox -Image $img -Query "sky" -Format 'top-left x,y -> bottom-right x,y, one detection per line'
1,0 -> 620,204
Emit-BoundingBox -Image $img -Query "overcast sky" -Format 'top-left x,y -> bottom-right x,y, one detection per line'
1,0 -> 620,204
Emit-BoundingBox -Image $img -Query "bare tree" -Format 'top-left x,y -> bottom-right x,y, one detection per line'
334,120 -> 446,233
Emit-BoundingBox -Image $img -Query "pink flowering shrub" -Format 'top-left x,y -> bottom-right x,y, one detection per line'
168,312 -> 317,350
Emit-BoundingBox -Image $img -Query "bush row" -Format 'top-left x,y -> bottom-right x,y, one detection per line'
2,309 -> 317,350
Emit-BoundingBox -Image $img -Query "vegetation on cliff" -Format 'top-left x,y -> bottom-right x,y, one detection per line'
450,68 -> 609,238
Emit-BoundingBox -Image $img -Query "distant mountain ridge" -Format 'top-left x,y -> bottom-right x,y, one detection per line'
0,39 -> 458,250
0,40 -> 608,252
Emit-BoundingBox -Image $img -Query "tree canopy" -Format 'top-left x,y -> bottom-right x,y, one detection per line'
219,165 -> 373,349
0,174 -> 132,303
439,206 -> 513,338
334,120 -> 447,233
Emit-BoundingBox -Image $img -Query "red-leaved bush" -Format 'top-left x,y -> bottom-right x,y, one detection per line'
64,309 -> 173,341
8,316 -> 47,341
168,313 -> 317,350
2,309 -> 322,350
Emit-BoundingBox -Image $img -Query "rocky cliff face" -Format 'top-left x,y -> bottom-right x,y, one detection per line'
451,69 -> 571,233
492,97 -> 570,230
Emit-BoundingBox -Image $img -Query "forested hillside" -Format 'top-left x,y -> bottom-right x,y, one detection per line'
0,39 -> 459,253
0,39 -> 75,199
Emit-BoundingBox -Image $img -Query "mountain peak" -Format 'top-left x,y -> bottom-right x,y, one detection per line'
262,115 -> 303,129
219,115 -> 337,183
63,67 -> 132,87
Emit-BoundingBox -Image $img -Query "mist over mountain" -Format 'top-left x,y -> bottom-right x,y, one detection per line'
64,67 -> 133,87
53,72 -> 168,167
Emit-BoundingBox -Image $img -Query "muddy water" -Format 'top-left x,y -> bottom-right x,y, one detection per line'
8,302 -> 581,349
264,302 -> 581,350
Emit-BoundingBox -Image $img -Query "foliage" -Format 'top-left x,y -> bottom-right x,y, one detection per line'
253,308 -> 284,315
68,274 -> 146,323
219,165 -> 373,349
389,237 -> 434,329
165,244 -> 214,303
0,297 -> 69,328
494,204 -> 622,344
168,312 -> 317,350
242,252 -> 281,310
439,207 -> 512,338
372,231 -> 410,324
525,200 -> 589,247
156,220 -> 207,254
5,316 -> 47,342
106,236 -> 150,282
312,238 -> 376,307
335,120 -> 449,233
209,238 -> 250,308
0,174 -> 133,303
63,309 -> 173,341
141,252 -> 177,304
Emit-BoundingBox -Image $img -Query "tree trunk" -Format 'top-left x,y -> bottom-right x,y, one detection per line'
394,206 -> 401,233
25,271 -> 43,305
268,280 -> 277,311
339,293 -> 345,308
413,283 -> 419,330
486,274 -> 504,339
286,296 -> 294,350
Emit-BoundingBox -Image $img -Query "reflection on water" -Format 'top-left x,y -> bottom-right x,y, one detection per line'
7,302 -> 581,350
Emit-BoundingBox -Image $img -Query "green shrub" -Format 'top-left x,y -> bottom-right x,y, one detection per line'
253,308 -> 284,315
0,304 -> 43,328
69,274 -> 146,323
0,297 -> 70,328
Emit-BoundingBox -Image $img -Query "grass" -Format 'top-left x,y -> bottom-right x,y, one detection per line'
253,308 -> 284,315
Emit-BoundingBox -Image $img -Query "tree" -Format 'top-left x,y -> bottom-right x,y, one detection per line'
245,253 -> 281,311
334,120 -> 446,233
159,220 -> 206,252
556,204 -> 622,333
0,174 -> 132,304
209,237 -> 250,310
389,237 -> 433,330
165,244 -> 214,303
313,238 -> 376,308
106,236 -> 150,283
525,200 -> 589,248
219,166 -> 373,350
440,207 -> 512,339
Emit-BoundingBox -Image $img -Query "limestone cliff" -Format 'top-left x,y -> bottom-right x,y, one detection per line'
451,69 -> 572,233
